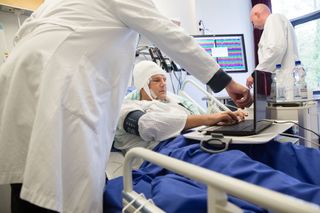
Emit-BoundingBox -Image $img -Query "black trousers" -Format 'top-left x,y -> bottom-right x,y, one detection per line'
11,184 -> 57,213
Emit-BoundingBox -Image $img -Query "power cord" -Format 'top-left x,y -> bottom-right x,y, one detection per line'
279,132 -> 319,147
271,120 -> 320,147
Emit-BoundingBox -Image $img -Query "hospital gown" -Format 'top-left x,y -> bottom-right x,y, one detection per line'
114,90 -> 200,152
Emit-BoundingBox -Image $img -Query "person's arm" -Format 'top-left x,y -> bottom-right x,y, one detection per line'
120,100 -> 247,141
111,0 -> 252,108
118,101 -> 188,142
225,80 -> 253,108
246,71 -> 256,88
184,110 -> 247,130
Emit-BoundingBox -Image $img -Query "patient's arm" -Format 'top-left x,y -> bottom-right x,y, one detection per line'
118,100 -> 188,142
118,100 -> 247,143
184,110 -> 247,130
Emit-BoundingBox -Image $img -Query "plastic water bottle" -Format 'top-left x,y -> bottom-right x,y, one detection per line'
292,62 -> 301,99
293,60 -> 308,99
269,68 -> 277,101
270,64 -> 286,101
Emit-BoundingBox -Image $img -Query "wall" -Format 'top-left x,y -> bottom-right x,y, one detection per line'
0,11 -> 28,63
194,0 -> 255,98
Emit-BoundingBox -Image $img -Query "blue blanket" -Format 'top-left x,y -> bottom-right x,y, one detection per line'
104,136 -> 320,213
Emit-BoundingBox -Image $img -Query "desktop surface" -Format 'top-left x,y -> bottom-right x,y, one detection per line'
183,121 -> 294,144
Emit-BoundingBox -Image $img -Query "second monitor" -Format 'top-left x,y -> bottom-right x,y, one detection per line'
193,34 -> 248,73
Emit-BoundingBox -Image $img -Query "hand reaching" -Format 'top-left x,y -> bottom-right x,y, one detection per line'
246,76 -> 254,89
225,80 -> 253,109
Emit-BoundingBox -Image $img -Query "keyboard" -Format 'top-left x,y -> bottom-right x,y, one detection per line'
199,120 -> 273,136
200,120 -> 254,133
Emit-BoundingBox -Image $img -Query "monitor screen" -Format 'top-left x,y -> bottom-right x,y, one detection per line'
193,34 -> 248,73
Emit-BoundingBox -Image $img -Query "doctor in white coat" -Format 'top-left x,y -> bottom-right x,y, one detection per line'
0,0 -> 252,212
246,3 -> 299,98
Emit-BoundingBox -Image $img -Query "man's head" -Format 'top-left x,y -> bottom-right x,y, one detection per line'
250,4 -> 271,30
133,60 -> 167,101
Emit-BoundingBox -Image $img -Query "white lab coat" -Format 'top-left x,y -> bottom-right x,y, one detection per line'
0,0 -> 220,212
256,14 -> 299,99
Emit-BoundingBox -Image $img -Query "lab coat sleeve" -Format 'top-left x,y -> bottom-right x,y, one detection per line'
110,0 -> 221,85
255,15 -> 287,72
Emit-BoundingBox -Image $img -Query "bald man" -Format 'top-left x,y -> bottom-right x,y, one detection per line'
246,3 -> 299,100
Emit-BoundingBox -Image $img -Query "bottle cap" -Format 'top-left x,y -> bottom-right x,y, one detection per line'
276,64 -> 281,68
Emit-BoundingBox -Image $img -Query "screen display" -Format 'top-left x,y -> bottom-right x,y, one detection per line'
193,34 -> 248,73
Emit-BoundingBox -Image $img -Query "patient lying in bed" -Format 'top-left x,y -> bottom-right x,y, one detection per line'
114,60 -> 246,153
105,61 -> 320,212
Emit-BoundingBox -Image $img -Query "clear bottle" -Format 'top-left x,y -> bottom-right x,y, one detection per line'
292,61 -> 301,100
269,67 -> 278,101
269,64 -> 286,101
277,64 -> 286,101
294,60 -> 308,99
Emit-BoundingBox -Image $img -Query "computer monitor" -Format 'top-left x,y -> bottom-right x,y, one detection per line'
193,34 -> 248,73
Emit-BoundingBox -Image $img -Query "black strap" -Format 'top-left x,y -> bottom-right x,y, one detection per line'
123,110 -> 145,136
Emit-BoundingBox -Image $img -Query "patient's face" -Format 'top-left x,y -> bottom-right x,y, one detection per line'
149,74 -> 167,101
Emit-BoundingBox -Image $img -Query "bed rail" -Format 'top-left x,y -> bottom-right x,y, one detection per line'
178,79 -> 230,113
123,147 -> 320,213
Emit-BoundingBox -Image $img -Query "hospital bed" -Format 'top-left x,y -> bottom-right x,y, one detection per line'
105,80 -> 320,212
178,79 -> 230,113
120,147 -> 320,213
105,137 -> 320,213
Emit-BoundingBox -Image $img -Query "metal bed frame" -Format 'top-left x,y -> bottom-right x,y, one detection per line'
106,78 -> 319,212
122,147 -> 320,213
178,78 -> 230,114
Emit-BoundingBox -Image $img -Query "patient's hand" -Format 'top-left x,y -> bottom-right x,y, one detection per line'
214,110 -> 248,126
185,110 -> 248,130
204,111 -> 240,126
234,109 -> 248,122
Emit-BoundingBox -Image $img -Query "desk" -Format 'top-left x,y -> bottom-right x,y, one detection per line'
267,101 -> 319,148
183,121 -> 293,144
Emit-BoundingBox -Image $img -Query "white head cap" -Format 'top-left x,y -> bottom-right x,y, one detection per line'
133,60 -> 167,99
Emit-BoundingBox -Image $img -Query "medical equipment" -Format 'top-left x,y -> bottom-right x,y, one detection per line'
267,101 -> 319,147
149,47 -> 173,72
192,34 -> 248,73
123,110 -> 145,136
